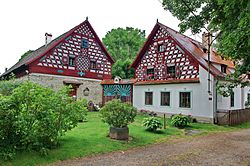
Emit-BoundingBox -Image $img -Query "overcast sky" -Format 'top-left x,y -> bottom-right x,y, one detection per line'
0,0 -> 201,75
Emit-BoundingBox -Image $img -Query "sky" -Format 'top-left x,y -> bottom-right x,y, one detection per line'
0,0 -> 201,75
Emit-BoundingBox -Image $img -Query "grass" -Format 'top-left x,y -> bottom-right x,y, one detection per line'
2,112 -> 250,166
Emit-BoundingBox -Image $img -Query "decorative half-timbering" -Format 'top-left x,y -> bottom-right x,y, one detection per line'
132,25 -> 199,82
1,18 -> 114,104
30,20 -> 114,80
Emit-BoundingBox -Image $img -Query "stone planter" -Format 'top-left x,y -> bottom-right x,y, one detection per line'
109,126 -> 129,140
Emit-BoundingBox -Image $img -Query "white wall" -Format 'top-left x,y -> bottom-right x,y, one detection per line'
217,84 -> 247,110
133,65 -> 214,119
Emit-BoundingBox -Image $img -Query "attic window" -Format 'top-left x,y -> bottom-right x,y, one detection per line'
90,61 -> 97,69
221,64 -> 227,73
158,44 -> 165,52
167,66 -> 176,78
69,57 -> 75,66
81,39 -> 89,48
147,68 -> 154,79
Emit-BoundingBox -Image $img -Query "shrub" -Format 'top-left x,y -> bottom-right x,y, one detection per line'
100,99 -> 137,128
143,117 -> 162,132
0,79 -> 21,96
0,81 -> 87,159
170,114 -> 191,128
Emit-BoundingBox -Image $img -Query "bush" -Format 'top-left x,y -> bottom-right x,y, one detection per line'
0,79 -> 21,96
0,81 -> 87,160
143,117 -> 162,132
170,114 -> 191,128
100,99 -> 137,128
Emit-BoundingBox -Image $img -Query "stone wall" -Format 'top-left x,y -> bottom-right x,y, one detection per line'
18,73 -> 102,104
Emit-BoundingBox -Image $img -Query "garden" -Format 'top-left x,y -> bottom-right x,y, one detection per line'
1,80 -> 250,166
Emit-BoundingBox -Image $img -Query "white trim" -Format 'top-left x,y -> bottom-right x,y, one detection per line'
29,73 -> 102,82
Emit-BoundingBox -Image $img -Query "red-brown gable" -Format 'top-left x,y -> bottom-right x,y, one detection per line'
2,19 -> 114,80
131,22 -> 235,80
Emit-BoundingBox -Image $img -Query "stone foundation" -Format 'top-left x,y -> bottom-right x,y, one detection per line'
18,73 -> 102,104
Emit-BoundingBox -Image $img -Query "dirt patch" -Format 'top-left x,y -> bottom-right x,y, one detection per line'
50,129 -> 250,166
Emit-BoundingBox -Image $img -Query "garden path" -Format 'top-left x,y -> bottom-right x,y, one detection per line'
51,129 -> 250,166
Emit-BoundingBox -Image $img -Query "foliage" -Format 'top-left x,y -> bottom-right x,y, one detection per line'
1,112 -> 250,165
100,99 -> 137,128
142,117 -> 163,132
0,79 -> 21,96
162,0 -> 250,87
111,58 -> 135,79
0,81 -> 87,160
102,27 -> 146,79
170,114 -> 191,128
19,50 -> 34,61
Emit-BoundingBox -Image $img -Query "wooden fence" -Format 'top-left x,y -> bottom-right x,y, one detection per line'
217,108 -> 250,126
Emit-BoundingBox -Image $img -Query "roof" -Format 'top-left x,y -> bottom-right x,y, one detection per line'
130,22 -> 235,77
1,19 -> 114,77
101,79 -> 136,85
134,78 -> 199,85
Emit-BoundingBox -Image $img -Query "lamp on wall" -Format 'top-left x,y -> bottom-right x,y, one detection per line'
83,87 -> 90,96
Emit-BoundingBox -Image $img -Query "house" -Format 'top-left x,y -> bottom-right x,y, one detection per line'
1,18 -> 114,104
130,21 -> 250,123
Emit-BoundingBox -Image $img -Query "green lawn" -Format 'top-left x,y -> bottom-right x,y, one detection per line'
2,112 -> 250,166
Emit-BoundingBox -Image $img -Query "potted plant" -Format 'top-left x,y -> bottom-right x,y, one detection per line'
100,99 -> 137,140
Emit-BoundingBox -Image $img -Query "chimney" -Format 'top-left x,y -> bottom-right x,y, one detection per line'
45,33 -> 52,46
202,32 -> 212,50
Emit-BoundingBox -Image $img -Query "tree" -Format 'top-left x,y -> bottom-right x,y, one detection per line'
111,59 -> 134,79
162,0 -> 250,87
19,50 -> 34,61
103,27 -> 146,79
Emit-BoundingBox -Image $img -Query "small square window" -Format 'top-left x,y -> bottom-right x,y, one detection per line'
81,39 -> 89,48
158,44 -> 165,52
167,66 -> 176,78
90,61 -> 97,69
147,68 -> 154,79
179,92 -> 191,108
145,92 -> 153,105
161,92 -> 170,106
69,57 -> 75,66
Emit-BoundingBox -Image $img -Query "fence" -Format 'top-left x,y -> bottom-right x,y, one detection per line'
217,108 -> 250,125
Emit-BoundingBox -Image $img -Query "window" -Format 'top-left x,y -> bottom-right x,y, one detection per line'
161,92 -> 170,106
230,92 -> 234,107
145,92 -> 153,105
90,61 -> 97,69
179,92 -> 191,108
167,66 -> 176,77
147,68 -> 154,79
81,39 -> 89,48
158,44 -> 165,52
69,57 -> 75,66
221,64 -> 227,73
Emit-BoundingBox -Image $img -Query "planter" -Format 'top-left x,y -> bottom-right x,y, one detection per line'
109,126 -> 129,140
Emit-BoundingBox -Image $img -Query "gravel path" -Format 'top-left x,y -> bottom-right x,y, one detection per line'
51,129 -> 250,166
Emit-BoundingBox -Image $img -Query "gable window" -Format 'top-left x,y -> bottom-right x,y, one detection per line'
179,92 -> 191,108
161,92 -> 170,106
145,92 -> 153,105
69,57 -> 75,66
221,64 -> 227,73
167,66 -> 176,78
81,39 -> 89,48
230,92 -> 234,107
158,44 -> 164,52
147,68 -> 154,79
90,61 -> 97,69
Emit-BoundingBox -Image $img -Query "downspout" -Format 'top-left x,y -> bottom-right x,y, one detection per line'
214,79 -> 218,124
